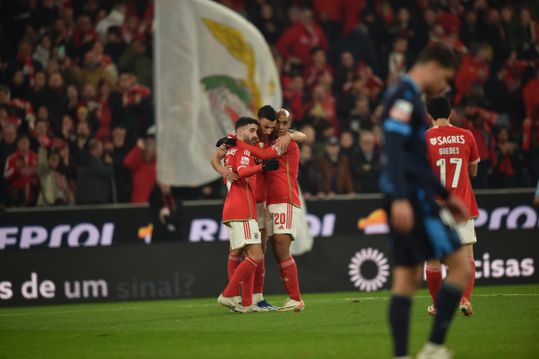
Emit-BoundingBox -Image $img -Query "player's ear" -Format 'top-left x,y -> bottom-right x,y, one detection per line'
427,114 -> 434,126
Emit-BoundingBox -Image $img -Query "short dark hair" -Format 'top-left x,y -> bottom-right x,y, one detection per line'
235,116 -> 258,130
416,42 -> 459,70
427,96 -> 451,120
257,105 -> 276,121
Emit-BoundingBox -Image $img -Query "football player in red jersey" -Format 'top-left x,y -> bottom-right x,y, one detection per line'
211,106 -> 305,310
425,96 -> 480,317
234,109 -> 305,311
217,116 -> 279,313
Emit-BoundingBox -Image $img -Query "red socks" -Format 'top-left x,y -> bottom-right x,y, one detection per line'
253,259 -> 265,296
426,265 -> 442,304
223,257 -> 258,306
279,257 -> 301,301
227,254 -> 242,297
463,259 -> 476,301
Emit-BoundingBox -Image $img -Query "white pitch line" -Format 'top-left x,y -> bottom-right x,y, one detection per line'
343,293 -> 539,301
0,293 -> 538,317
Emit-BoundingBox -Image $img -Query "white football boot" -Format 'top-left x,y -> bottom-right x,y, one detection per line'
217,294 -> 239,309
416,343 -> 452,359
278,298 -> 305,312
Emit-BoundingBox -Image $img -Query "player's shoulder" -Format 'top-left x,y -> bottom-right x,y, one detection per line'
285,140 -> 300,156
451,126 -> 476,142
288,140 -> 300,150
426,126 -> 439,136
383,79 -> 419,122
446,125 -> 467,134
460,127 -> 475,138
225,146 -> 242,156
388,77 -> 419,101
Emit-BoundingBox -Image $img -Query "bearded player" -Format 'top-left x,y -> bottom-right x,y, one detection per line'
217,116 -> 279,313
234,109 -> 304,311
425,96 -> 480,317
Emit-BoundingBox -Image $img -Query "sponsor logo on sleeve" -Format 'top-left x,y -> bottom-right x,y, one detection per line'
389,99 -> 413,122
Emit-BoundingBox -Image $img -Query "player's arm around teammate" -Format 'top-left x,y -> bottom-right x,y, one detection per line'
210,147 -> 239,183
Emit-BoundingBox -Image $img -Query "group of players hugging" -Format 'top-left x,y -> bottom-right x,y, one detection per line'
211,106 -> 306,313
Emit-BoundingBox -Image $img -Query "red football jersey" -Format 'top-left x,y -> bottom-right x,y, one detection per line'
222,147 -> 258,222
266,141 -> 301,207
426,125 -> 480,218
221,130 -> 270,204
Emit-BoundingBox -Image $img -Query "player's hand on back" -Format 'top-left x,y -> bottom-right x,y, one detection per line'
262,158 -> 279,172
445,195 -> 469,223
274,133 -> 291,153
391,199 -> 414,234
222,168 -> 239,182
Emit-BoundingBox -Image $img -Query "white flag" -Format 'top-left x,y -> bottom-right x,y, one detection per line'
154,0 -> 282,186
290,189 -> 314,256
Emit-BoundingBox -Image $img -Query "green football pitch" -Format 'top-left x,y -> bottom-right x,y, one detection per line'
1,284 -> 538,358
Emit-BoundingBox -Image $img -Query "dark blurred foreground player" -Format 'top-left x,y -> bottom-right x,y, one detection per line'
379,44 -> 471,359
217,117 -> 279,313
425,96 -> 480,318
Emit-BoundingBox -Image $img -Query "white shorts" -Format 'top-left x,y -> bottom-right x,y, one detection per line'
256,202 -> 270,230
224,219 -> 262,250
456,218 -> 477,245
266,203 -> 301,239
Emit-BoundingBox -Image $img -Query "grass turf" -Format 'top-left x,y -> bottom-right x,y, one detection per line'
1,284 -> 538,358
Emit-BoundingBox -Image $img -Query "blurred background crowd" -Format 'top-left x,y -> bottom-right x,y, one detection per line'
0,0 -> 538,209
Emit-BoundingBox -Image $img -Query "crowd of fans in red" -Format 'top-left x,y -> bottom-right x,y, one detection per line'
224,0 -> 539,198
0,0 -> 538,208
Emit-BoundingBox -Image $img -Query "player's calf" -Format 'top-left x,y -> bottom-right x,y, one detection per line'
443,247 -> 471,289
426,260 -> 443,305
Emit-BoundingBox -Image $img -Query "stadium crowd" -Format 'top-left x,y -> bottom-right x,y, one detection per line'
0,0 -> 538,208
